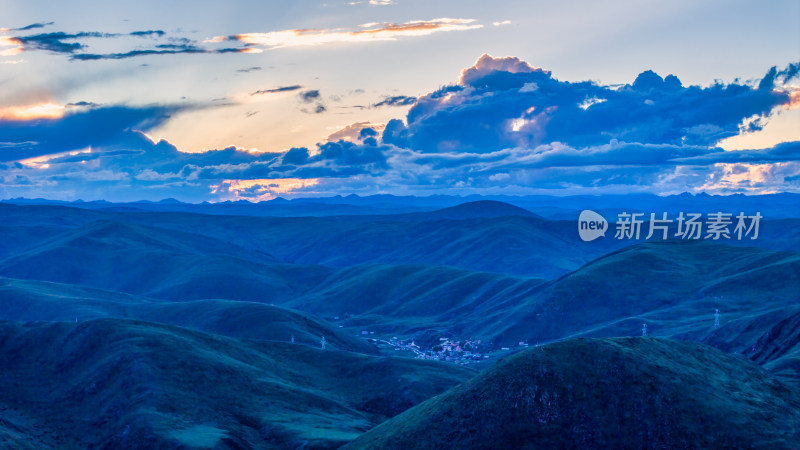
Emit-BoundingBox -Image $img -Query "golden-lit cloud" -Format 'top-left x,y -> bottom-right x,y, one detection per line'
17,148 -> 92,169
785,86 -> 800,110
210,178 -> 320,201
205,18 -> 482,49
326,122 -> 386,142
0,35 -> 22,56
697,162 -> 796,194
0,46 -> 22,56
0,102 -> 65,120
0,36 -> 21,46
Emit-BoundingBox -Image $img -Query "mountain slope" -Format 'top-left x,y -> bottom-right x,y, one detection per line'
0,319 -> 474,449
345,338 -> 800,449
0,220 -> 332,302
490,241 -> 800,346
0,277 -> 377,354
290,264 -> 546,334
113,209 -> 611,278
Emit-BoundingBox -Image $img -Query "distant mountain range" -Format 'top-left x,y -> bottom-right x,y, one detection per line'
4,192 -> 800,219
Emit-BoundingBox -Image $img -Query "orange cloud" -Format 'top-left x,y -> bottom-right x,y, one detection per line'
0,35 -> 22,56
206,18 -> 482,49
697,162 -> 794,194
785,86 -> 800,110
210,178 -> 320,201
0,36 -> 21,46
0,46 -> 22,56
326,122 -> 386,142
0,102 -> 65,120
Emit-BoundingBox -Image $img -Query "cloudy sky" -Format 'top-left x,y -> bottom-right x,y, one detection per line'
0,0 -> 798,201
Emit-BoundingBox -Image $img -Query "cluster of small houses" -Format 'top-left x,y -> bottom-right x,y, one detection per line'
425,338 -> 490,363
366,333 -> 493,364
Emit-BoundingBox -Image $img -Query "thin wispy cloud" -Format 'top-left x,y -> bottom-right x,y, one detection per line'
9,30 -> 165,54
373,95 -> 416,107
346,0 -> 393,5
206,18 -> 482,50
0,27 -> 256,61
0,22 -> 55,32
251,85 -> 303,95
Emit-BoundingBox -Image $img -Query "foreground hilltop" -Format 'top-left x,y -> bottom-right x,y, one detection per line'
0,319 -> 473,449
346,338 -> 800,449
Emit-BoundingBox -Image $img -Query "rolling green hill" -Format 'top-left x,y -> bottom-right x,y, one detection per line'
703,305 -> 800,383
0,277 -> 377,354
0,319 -> 474,449
289,264 -> 546,334
345,338 -> 800,449
0,220 -> 332,302
490,240 -> 800,346
287,241 -> 799,381
112,210 -> 611,278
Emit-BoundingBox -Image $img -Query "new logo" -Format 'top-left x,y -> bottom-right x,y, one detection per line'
578,210 -> 608,241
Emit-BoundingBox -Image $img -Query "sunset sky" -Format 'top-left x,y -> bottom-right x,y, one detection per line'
1,0 -> 798,201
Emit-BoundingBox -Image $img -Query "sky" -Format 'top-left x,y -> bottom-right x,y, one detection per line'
0,0 -> 798,202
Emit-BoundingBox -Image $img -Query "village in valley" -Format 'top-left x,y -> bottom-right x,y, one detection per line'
359,330 -> 528,365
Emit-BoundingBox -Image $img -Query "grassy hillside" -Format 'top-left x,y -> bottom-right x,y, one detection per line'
0,319 -> 474,449
0,220 -> 332,302
0,277 -> 377,354
290,264 -> 546,334
704,306 -> 800,383
346,338 -> 800,449
491,241 -> 800,345
288,241 -> 799,378
109,209 -> 614,278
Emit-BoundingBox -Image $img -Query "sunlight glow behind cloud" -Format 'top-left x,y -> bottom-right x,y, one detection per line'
0,102 -> 65,120
211,178 -> 320,201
